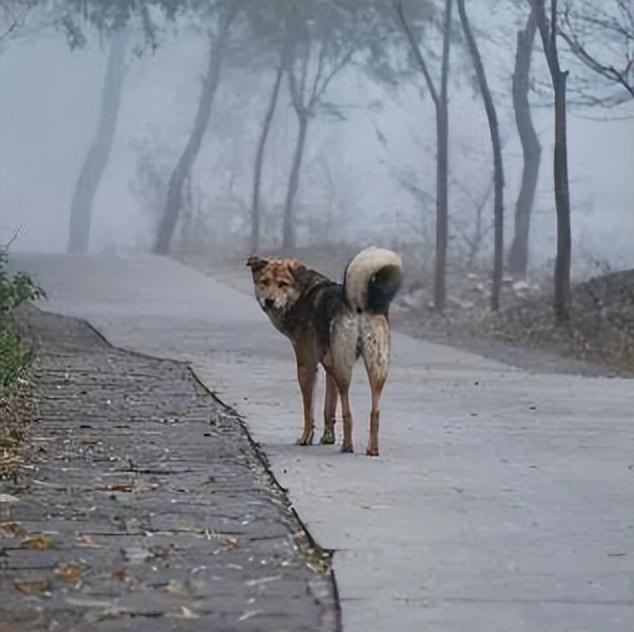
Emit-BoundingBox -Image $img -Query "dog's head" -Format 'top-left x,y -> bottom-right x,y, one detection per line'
246,255 -> 306,318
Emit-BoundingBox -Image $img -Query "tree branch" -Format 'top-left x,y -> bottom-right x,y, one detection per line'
0,0 -> 34,45
309,36 -> 328,105
394,0 -> 439,107
558,0 -> 634,98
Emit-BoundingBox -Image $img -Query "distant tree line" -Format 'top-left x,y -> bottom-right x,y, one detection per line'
2,0 -> 632,322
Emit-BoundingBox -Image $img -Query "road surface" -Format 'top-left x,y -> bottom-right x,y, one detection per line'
15,253 -> 634,632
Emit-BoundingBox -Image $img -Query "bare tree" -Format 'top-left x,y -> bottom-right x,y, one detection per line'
559,0 -> 633,106
154,4 -> 236,254
456,0 -> 504,311
250,40 -> 286,253
508,6 -> 541,280
396,0 -> 452,312
68,29 -> 128,253
533,0 -> 572,322
281,5 -> 363,250
282,29 -> 312,251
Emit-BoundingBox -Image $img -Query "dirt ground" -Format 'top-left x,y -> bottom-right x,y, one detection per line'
179,244 -> 633,378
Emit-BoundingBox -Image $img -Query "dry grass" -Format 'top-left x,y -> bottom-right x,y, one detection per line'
394,263 -> 634,376
0,371 -> 34,481
486,270 -> 634,375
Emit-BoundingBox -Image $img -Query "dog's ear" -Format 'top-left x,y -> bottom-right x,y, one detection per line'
287,259 -> 309,283
246,255 -> 269,279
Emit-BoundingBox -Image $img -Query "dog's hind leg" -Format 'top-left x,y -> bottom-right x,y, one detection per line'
329,314 -> 358,453
361,316 -> 390,457
295,352 -> 318,446
365,371 -> 386,457
336,379 -> 354,453
320,373 -> 338,445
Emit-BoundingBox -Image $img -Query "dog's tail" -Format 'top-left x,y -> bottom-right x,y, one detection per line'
343,247 -> 403,314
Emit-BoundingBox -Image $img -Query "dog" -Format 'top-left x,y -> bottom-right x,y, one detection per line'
246,247 -> 403,456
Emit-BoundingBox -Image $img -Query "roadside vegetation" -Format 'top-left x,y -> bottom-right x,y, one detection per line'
0,249 -> 45,479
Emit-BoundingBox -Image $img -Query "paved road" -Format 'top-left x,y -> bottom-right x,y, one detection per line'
15,253 -> 634,632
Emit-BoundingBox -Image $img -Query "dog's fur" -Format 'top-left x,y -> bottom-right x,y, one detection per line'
246,247 -> 403,456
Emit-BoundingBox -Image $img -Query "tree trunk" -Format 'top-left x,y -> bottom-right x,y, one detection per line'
434,105 -> 449,311
67,29 -> 128,254
434,0 -> 452,311
553,71 -> 571,322
250,57 -> 284,253
154,12 -> 233,254
457,0 -> 504,311
395,0 -> 452,311
508,10 -> 541,280
282,112 -> 308,250
534,0 -> 572,322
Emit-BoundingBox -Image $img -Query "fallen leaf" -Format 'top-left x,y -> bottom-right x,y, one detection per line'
245,575 -> 282,587
98,480 -> 158,493
111,568 -> 130,583
165,578 -> 189,596
151,545 -> 170,560
165,577 -> 210,599
225,536 -> 240,550
167,605 -> 199,619
22,534 -> 57,550
121,545 -> 169,563
55,563 -> 84,586
78,437 -> 100,445
76,534 -> 102,548
14,578 -> 52,595
1,521 -> 26,538
238,610 -> 263,622
180,606 -> 197,619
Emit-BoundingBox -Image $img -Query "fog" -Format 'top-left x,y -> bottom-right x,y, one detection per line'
0,1 -> 632,277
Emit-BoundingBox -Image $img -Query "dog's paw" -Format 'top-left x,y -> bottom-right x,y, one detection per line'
319,429 -> 335,445
365,447 -> 379,457
340,442 -> 354,454
296,432 -> 314,446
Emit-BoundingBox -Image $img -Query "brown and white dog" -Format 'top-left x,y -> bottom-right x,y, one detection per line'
246,247 -> 403,456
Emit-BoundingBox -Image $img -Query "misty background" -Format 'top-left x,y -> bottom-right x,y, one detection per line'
0,1 -> 632,274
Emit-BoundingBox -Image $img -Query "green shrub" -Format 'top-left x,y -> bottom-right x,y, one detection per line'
0,250 -> 45,389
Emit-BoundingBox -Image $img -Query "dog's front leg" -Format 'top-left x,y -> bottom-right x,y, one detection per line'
295,355 -> 318,446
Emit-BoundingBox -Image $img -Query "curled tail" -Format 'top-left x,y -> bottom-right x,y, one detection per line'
343,247 -> 403,314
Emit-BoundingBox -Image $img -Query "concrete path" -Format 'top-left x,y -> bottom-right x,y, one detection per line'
15,253 -> 634,632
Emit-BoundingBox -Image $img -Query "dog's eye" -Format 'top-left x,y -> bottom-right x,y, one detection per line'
261,279 -> 270,287
278,281 -> 289,289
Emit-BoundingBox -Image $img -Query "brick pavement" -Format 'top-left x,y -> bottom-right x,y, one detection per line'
0,308 -> 339,632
